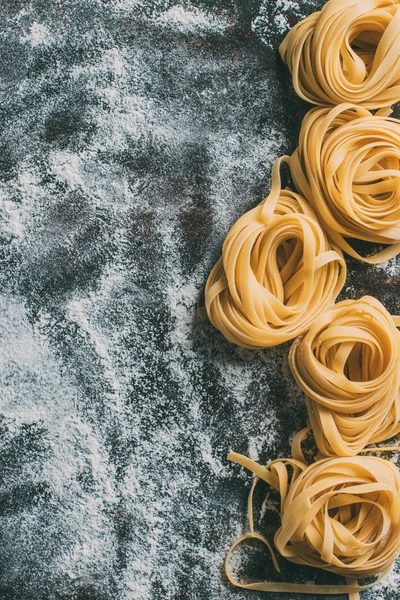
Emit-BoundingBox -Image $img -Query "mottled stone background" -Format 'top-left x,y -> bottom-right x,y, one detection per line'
0,1 -> 399,599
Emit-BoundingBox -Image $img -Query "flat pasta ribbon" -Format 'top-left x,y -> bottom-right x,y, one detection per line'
289,103 -> 400,263
280,0 -> 400,109
226,451 -> 400,599
289,296 -> 400,457
205,157 -> 346,349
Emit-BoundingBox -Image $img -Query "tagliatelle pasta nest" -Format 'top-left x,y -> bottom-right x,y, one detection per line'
289,103 -> 400,264
280,0 -> 400,109
226,451 -> 400,598
289,296 -> 400,457
205,158 -> 346,349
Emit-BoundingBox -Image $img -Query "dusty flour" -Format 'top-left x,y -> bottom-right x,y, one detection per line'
155,4 -> 231,34
252,0 -> 324,48
0,0 -> 399,599
22,21 -> 53,47
0,296 -> 118,590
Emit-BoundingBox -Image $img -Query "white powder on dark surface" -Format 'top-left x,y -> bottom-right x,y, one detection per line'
0,295 -> 118,589
252,0 -> 324,48
110,0 -> 231,33
155,4 -> 231,34
374,257 -> 400,278
0,0 -> 399,598
22,21 -> 53,47
50,151 -> 85,190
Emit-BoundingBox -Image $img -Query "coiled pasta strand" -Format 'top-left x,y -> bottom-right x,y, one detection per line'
289,103 -> 400,263
205,157 -> 346,348
226,449 -> 400,599
289,296 -> 400,456
280,0 -> 400,109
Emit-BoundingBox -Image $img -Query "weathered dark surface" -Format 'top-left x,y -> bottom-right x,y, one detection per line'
0,1 -> 399,599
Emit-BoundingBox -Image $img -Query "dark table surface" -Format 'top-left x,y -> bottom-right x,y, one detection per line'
1,0 -> 400,599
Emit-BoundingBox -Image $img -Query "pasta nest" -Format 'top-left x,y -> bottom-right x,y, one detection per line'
205,159 -> 346,349
290,104 -> 400,263
227,452 -> 400,591
280,0 -> 400,108
274,455 -> 400,579
289,296 -> 400,456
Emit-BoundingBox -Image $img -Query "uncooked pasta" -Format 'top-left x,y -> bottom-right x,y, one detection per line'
226,450 -> 400,599
205,157 -> 346,349
289,296 -> 400,457
280,0 -> 400,109
218,1 -> 400,598
289,103 -> 400,264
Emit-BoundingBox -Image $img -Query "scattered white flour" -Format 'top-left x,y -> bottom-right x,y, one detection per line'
208,129 -> 286,233
0,162 -> 60,246
374,257 -> 400,278
109,0 -> 230,33
155,4 -> 230,34
0,294 -> 118,588
22,21 -> 53,47
369,568 -> 400,595
199,432 -> 227,476
276,0 -> 301,10
65,263 -> 140,421
49,151 -> 84,190
109,0 -> 174,17
167,279 -> 199,352
252,0 -> 321,48
0,196 -> 24,240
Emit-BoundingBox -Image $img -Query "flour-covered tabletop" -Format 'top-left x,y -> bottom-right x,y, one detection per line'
0,1 -> 399,599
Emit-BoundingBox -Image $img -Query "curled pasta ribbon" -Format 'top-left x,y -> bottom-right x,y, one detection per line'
226,451 -> 400,598
289,103 -> 400,264
289,296 -> 400,457
280,0 -> 400,109
205,157 -> 346,349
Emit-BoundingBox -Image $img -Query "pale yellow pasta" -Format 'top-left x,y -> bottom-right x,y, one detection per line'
226,450 -> 400,599
205,157 -> 346,349
289,296 -> 400,457
280,0 -> 400,109
289,103 -> 400,264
